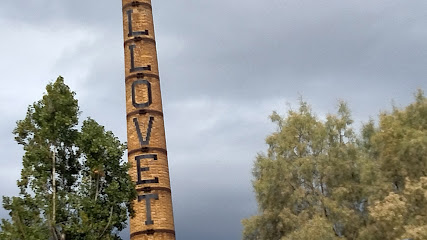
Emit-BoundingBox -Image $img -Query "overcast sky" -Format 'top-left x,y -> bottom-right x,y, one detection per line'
0,1 -> 426,239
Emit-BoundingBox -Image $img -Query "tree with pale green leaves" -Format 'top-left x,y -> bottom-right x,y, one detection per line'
358,177 -> 427,240
358,90 -> 427,240
243,91 -> 427,240
1,76 -> 137,240
243,100 -> 369,240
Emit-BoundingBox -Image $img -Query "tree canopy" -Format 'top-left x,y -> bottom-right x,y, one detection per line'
242,91 -> 427,240
1,76 -> 137,240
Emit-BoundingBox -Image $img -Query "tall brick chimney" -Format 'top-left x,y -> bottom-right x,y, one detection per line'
121,1 -> 175,239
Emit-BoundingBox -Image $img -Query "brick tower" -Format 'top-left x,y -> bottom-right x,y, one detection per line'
121,1 -> 175,239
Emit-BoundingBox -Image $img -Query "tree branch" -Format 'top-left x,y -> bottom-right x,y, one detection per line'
98,206 -> 114,240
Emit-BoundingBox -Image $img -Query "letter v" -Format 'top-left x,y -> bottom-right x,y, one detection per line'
133,116 -> 154,146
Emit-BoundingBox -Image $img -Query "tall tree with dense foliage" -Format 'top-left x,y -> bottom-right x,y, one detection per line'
243,91 -> 427,240
0,77 -> 136,240
242,100 -> 369,240
358,90 -> 427,240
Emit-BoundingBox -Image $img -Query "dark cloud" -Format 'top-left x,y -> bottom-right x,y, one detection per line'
157,0 -> 427,102
0,1 -> 121,29
1,1 -> 427,240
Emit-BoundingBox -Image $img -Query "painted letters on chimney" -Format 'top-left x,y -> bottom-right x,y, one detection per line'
122,1 -> 175,239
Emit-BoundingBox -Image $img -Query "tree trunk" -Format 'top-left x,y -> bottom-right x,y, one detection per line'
52,147 -> 57,240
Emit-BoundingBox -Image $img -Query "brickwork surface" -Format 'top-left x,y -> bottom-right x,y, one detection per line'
122,0 -> 175,239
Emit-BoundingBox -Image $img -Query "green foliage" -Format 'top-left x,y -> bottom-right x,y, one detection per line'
370,90 -> 427,192
282,216 -> 340,240
243,100 -> 365,239
1,76 -> 137,240
243,91 -> 427,240
358,177 -> 427,240
0,196 -> 48,240
358,90 -> 427,240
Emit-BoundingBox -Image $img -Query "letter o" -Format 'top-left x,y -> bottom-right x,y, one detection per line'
132,80 -> 152,108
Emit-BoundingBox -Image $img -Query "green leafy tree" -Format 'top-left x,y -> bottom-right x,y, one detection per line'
282,216 -> 340,240
0,76 -> 136,240
369,90 -> 427,192
242,100 -> 369,240
358,90 -> 427,240
243,91 -> 427,240
358,177 -> 427,240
